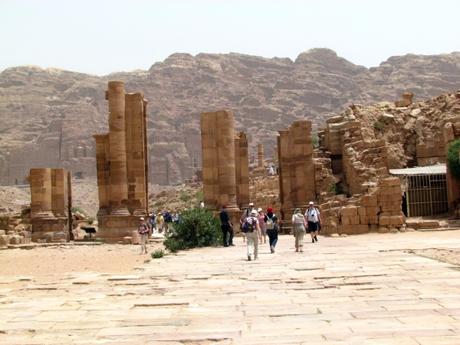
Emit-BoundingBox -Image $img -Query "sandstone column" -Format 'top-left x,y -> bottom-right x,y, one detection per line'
94,134 -> 110,215
201,112 -> 218,207
235,132 -> 249,209
107,81 -> 129,216
125,92 -> 148,216
30,168 -> 54,218
278,130 -> 293,223
143,99 -> 149,213
257,143 -> 264,169
201,110 -> 239,211
51,168 -> 67,217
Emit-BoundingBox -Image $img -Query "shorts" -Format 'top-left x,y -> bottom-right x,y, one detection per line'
307,221 -> 318,232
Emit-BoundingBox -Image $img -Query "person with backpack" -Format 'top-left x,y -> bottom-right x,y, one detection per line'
219,205 -> 234,247
257,208 -> 267,244
138,217 -> 150,255
148,213 -> 156,233
292,208 -> 307,253
243,209 -> 260,261
264,207 -> 278,253
305,201 -> 322,243
240,202 -> 254,243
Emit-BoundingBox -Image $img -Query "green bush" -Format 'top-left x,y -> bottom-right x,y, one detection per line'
373,120 -> 385,132
151,249 -> 165,259
163,208 -> 221,253
448,139 -> 460,180
312,133 -> 320,148
179,191 -> 192,202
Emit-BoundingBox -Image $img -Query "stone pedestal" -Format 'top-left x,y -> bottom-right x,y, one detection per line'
277,121 -> 316,230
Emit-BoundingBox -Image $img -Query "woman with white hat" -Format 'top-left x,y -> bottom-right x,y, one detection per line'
291,208 -> 307,252
242,209 -> 260,261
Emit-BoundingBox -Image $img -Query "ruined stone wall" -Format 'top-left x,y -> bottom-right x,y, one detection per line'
277,121 -> 315,224
235,132 -> 249,209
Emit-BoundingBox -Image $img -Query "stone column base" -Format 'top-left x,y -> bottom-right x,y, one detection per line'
31,217 -> 69,242
96,215 -> 142,243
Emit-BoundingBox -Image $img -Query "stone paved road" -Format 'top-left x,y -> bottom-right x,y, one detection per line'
2,231 -> 460,344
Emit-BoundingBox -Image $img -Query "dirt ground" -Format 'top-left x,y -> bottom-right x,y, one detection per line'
0,242 -> 162,280
411,247 -> 460,266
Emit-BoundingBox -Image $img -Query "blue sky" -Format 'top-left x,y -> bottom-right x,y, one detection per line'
1,0 -> 459,75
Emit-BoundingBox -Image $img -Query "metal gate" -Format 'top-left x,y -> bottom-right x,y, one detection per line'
406,173 -> 448,217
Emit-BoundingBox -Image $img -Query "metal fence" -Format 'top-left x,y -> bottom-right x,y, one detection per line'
405,173 -> 448,217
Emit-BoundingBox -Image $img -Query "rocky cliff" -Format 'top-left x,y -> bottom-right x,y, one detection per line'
1,48 -> 459,185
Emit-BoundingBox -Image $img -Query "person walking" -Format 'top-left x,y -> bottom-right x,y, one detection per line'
265,207 -> 278,253
240,202 -> 254,243
257,208 -> 267,244
243,209 -> 259,261
306,201 -> 322,243
148,213 -> 156,233
292,208 -> 307,252
219,205 -> 234,247
156,213 -> 164,234
138,217 -> 150,255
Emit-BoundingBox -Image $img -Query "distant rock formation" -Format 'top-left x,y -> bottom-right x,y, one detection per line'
1,49 -> 460,185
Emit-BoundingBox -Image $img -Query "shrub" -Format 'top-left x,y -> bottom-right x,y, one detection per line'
447,139 -> 460,180
312,133 -> 320,148
179,191 -> 192,202
373,120 -> 385,132
163,208 -> 221,252
151,249 -> 165,259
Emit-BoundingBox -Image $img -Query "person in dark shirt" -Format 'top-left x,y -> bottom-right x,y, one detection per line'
264,207 -> 279,253
219,205 -> 234,247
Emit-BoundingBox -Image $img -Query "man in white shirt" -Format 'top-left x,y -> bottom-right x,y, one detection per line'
305,201 -> 321,243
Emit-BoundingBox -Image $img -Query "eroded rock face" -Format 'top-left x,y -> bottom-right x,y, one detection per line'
1,49 -> 460,185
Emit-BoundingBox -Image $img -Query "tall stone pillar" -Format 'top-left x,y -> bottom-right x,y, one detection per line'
201,110 -> 239,216
51,168 -> 67,217
235,132 -> 249,209
30,168 -> 54,219
257,143 -> 264,169
94,134 -> 110,215
277,121 -> 315,230
107,81 -> 129,216
142,99 -> 149,213
125,92 -> 148,216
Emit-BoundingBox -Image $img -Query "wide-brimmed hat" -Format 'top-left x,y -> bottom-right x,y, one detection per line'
257,208 -> 262,212
294,208 -> 301,214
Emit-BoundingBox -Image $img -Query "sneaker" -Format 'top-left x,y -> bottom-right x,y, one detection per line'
314,235 -> 318,242
270,246 -> 274,253
312,238 -> 315,243
247,255 -> 252,261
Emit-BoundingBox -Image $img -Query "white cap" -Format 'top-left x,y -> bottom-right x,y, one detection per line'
249,202 -> 254,206
257,208 -> 262,212
140,217 -> 145,220
309,201 -> 314,205
250,210 -> 258,216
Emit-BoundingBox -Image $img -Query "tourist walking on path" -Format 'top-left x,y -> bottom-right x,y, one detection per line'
138,217 -> 150,255
292,208 -> 307,252
305,201 -> 321,243
156,213 -> 164,234
265,207 -> 278,253
243,209 -> 260,261
257,208 -> 267,244
148,213 -> 156,233
240,202 -> 255,243
219,205 -> 234,247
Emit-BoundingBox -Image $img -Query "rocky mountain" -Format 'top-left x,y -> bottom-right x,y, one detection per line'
1,48 -> 459,185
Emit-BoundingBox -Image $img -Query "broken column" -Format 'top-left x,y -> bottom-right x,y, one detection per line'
277,121 -> 316,228
257,143 -> 264,169
30,168 -> 71,242
235,132 -> 249,209
125,92 -> 148,216
94,81 -> 149,242
201,110 -> 240,221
